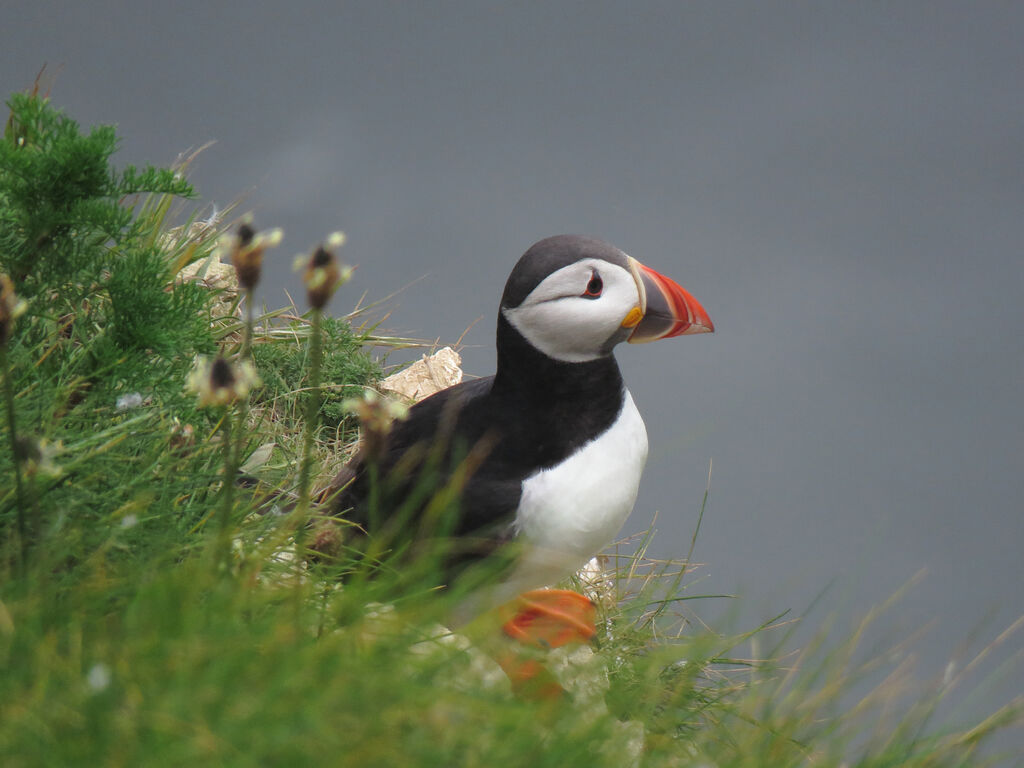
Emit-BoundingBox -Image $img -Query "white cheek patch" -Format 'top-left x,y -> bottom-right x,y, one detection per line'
503,260 -> 639,363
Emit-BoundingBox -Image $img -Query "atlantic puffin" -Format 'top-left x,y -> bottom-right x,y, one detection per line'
329,235 -> 712,690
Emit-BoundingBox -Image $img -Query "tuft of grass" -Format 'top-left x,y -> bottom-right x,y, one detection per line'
251,312 -> 379,444
1,91 -> 1020,767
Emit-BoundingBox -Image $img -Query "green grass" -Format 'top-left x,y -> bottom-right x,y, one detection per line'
1,92 -> 1020,767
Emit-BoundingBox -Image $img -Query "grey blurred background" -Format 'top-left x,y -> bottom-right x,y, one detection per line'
3,0 -> 1021,740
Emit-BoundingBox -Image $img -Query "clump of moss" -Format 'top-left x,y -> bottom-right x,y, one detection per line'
252,314 -> 379,437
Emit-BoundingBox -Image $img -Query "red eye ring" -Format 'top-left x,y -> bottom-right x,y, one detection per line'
582,273 -> 603,298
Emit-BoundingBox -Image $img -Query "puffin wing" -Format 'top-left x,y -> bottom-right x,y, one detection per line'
331,375 -> 524,547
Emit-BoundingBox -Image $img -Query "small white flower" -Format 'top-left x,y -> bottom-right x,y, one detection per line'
16,437 -> 63,478
217,217 -> 284,291
87,663 -> 111,692
121,514 -> 138,529
116,392 -> 144,411
300,233 -> 351,309
201,204 -> 221,229
187,355 -> 261,407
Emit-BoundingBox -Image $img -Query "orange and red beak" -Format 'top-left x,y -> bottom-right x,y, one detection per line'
624,257 -> 714,343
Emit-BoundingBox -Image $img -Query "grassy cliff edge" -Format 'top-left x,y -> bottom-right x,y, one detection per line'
0,93 -> 1020,767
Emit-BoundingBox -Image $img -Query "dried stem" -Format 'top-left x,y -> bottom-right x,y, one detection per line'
294,307 -> 324,552
1,344 -> 29,572
217,405 -> 237,568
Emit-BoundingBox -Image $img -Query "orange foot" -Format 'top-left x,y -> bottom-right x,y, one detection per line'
496,589 -> 596,699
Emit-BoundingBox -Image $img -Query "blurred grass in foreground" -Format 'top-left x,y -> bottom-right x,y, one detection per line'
1,89 -> 1020,767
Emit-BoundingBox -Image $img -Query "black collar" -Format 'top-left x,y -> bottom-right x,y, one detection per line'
489,314 -> 625,468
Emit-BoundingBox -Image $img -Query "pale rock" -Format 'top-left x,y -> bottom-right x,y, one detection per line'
380,347 -> 463,403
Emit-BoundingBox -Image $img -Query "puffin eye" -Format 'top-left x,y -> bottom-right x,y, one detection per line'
582,273 -> 603,298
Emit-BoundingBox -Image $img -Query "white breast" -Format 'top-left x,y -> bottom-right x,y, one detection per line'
506,390 -> 648,595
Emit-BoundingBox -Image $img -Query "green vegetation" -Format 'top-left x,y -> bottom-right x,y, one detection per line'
253,313 -> 379,436
1,93 -> 1020,767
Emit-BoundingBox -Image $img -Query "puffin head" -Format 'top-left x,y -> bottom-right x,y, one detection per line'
500,235 -> 713,363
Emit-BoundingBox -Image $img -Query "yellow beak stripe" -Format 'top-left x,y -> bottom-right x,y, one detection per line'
621,306 -> 643,329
